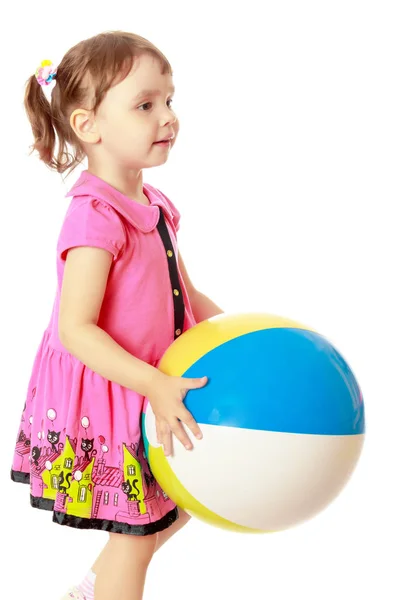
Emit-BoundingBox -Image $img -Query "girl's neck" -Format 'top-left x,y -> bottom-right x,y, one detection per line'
86,164 -> 149,206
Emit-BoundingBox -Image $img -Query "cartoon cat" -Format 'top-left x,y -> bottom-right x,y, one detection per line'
47,430 -> 61,452
31,446 -> 41,467
81,438 -> 94,461
122,479 -> 141,501
58,471 -> 72,494
144,472 -> 155,488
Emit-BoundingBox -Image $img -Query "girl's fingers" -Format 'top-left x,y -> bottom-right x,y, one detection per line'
178,406 -> 203,440
169,418 -> 194,451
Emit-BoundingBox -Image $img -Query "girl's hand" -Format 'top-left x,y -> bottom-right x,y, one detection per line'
147,372 -> 208,456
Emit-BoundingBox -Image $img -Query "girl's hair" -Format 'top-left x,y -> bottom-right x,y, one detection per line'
24,31 -> 173,175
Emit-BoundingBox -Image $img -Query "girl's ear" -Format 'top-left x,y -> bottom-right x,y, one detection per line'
70,109 -> 101,145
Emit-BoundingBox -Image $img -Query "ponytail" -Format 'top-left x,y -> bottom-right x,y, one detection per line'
24,74 -> 56,169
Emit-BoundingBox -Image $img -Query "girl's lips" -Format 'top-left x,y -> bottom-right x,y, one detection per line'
155,134 -> 174,143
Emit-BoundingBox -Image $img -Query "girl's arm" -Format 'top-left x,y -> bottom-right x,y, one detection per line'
58,246 -> 162,397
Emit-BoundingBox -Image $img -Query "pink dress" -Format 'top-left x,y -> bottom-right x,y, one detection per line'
10,170 -> 197,535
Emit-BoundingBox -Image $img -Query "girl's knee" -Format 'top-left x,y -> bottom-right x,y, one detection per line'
108,531 -> 157,561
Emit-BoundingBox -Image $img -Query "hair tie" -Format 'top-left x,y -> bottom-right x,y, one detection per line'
35,60 -> 57,86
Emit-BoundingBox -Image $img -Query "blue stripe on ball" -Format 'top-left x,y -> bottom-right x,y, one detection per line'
182,328 -> 364,436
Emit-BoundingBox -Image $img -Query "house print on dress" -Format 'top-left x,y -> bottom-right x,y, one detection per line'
28,410 -> 171,524
52,435 -> 95,518
14,430 -> 31,473
30,410 -> 66,501
13,387 -> 36,475
91,441 -> 170,526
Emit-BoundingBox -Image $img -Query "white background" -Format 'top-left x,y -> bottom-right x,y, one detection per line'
0,1 -> 399,598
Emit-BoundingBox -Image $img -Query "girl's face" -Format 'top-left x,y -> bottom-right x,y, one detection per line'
94,53 -> 179,170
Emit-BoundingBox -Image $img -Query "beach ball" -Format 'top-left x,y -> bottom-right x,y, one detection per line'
142,313 -> 365,533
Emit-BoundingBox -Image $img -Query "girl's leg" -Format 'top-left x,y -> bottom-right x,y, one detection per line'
91,508 -> 191,575
93,531 -> 157,600
71,510 -> 191,599
155,508 -> 191,552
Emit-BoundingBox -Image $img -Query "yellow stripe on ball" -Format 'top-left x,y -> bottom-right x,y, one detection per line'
159,312 -> 314,378
149,445 -> 266,534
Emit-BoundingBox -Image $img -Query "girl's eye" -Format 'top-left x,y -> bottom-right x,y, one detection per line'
139,98 -> 174,111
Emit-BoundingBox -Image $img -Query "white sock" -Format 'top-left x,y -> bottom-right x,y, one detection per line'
77,570 -> 96,600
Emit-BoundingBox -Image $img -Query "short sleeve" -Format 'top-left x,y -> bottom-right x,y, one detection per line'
57,198 -> 126,261
158,191 -> 181,232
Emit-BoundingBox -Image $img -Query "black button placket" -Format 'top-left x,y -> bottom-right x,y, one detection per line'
156,209 -> 185,340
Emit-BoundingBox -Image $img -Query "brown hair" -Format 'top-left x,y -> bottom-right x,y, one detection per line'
24,31 -> 173,175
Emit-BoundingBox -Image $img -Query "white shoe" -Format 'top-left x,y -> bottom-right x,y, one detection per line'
60,587 -> 86,599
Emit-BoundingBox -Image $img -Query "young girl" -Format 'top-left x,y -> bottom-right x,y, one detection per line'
10,31 -> 223,600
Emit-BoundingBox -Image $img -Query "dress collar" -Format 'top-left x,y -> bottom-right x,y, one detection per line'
65,170 -> 173,233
